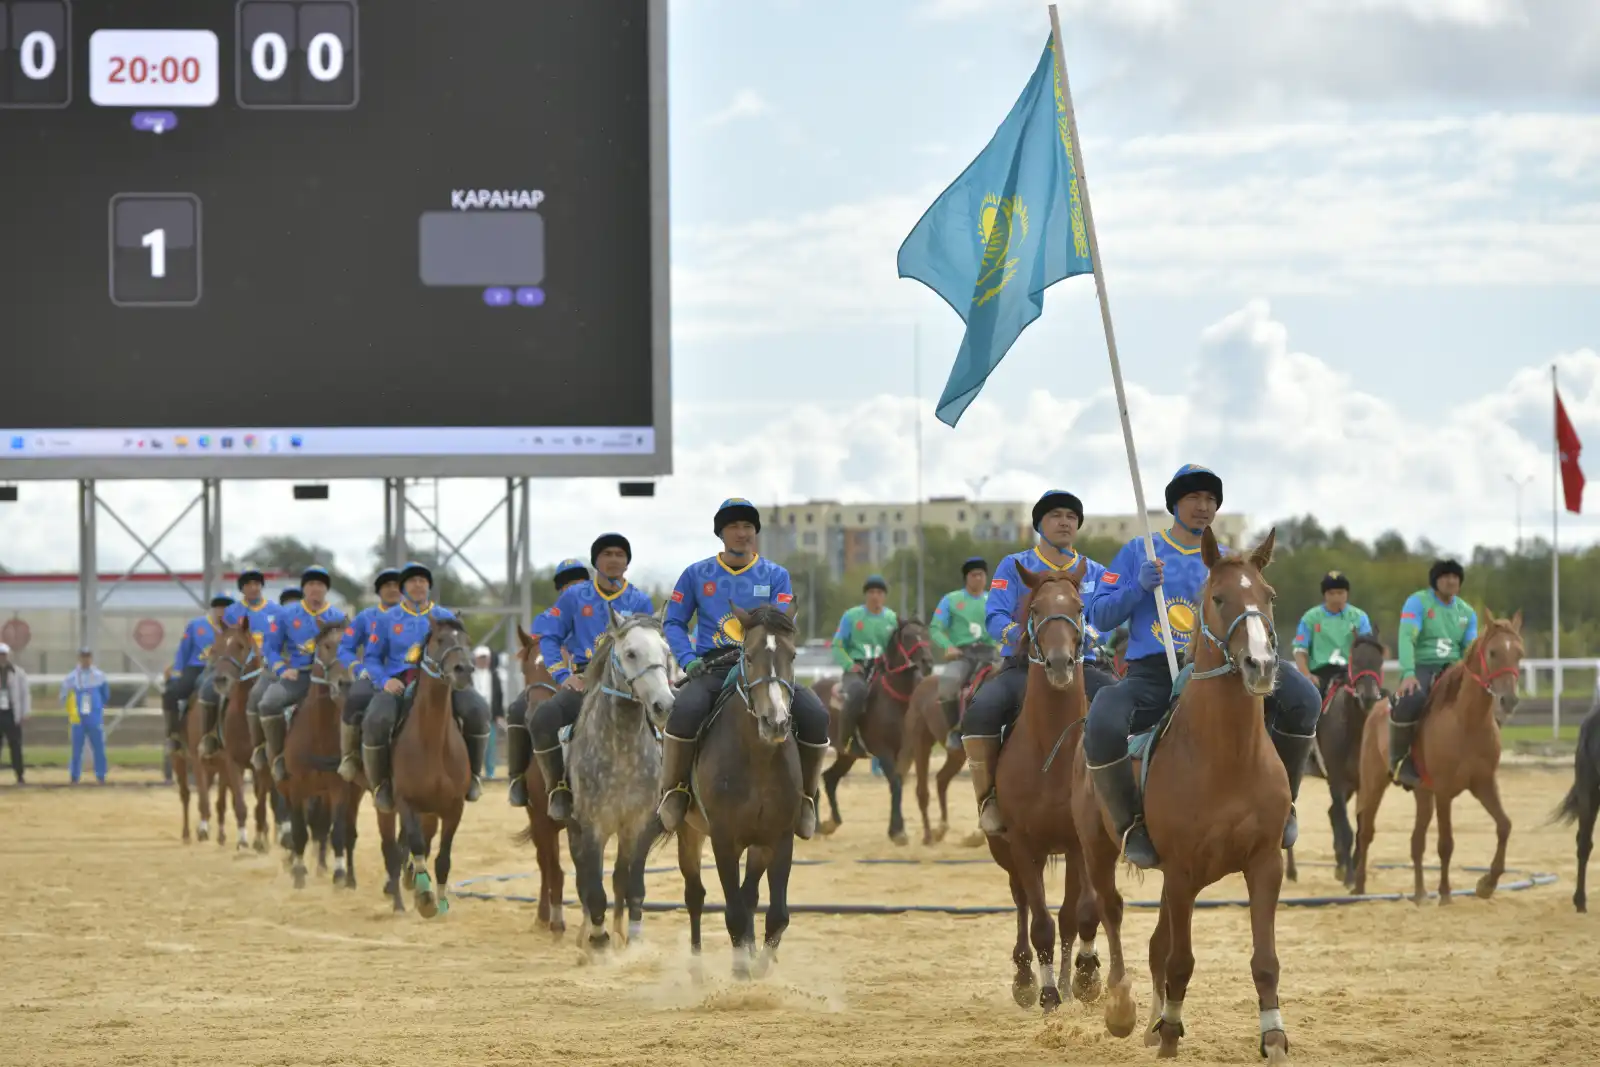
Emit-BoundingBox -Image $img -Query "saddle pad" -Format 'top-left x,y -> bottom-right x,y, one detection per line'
386,682 -> 419,745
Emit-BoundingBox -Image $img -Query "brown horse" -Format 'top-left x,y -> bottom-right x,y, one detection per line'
171,660 -> 243,847
818,617 -> 935,843
1287,633 -> 1386,885
1351,609 -> 1523,904
897,649 -> 1000,847
987,562 -> 1103,1014
383,616 -> 474,919
1072,526 -> 1296,1060
200,620 -> 269,852
509,623 -> 568,934
277,621 -> 355,890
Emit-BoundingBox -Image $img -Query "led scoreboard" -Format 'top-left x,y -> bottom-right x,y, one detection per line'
0,1 -> 670,478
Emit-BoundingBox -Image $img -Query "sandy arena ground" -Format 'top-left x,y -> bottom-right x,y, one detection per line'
1,760 -> 1595,1066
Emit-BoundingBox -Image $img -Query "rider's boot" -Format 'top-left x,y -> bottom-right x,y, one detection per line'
940,695 -> 963,751
163,702 -> 185,756
248,710 -> 268,772
337,722 -> 364,782
841,681 -> 869,757
1268,726 -> 1317,850
505,725 -> 532,807
964,734 -> 1006,836
363,743 -> 395,814
1088,755 -> 1160,869
1388,718 -> 1422,790
262,713 -> 289,782
794,739 -> 830,840
196,700 -> 222,757
463,730 -> 490,802
533,745 -> 574,821
656,733 -> 697,832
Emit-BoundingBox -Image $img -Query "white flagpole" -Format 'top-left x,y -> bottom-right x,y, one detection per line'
1552,364 -> 1561,739
913,323 -> 927,620
1047,4 -> 1180,677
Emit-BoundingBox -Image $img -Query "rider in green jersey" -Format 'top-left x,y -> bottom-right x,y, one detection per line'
834,575 -> 899,756
1389,559 -> 1479,789
1292,570 -> 1375,699
930,557 -> 999,747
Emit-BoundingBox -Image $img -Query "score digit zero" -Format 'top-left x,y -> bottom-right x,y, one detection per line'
236,1 -> 359,109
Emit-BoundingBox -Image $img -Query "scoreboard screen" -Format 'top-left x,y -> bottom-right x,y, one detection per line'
0,0 -> 670,479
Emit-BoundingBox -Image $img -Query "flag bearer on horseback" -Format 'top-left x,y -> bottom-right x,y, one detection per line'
657,498 -> 833,839
358,561 -> 492,813
335,567 -> 403,781
194,568 -> 274,757
257,566 -> 349,780
1083,465 -> 1321,869
963,489 -> 1115,835
833,576 -> 900,757
505,557 -> 589,807
163,594 -> 234,754
1292,570 -> 1375,700
1388,558 -> 1478,790
930,556 -> 1000,747
524,534 -> 656,820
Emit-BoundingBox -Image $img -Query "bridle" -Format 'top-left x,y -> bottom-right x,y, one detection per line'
1320,654 -> 1384,714
209,638 -> 263,698
1464,631 -> 1520,693
873,622 -> 932,702
734,632 -> 797,719
420,628 -> 472,684
597,621 -> 670,703
1024,582 -> 1085,670
1190,584 -> 1279,683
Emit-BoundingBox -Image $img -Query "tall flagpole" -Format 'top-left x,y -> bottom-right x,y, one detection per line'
1047,4 -> 1179,676
1552,364 -> 1561,739
913,323 -> 927,619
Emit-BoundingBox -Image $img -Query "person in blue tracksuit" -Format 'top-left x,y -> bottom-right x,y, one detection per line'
961,489 -> 1116,835
336,567 -> 404,781
358,561 -> 492,813
62,647 -> 111,784
505,556 -> 589,807
162,594 -> 234,754
195,568 -> 276,756
657,499 -> 832,839
525,534 -> 656,820
1083,464 -> 1320,869
257,566 -> 349,781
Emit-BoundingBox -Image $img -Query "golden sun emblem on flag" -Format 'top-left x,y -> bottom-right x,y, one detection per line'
974,192 -> 1029,308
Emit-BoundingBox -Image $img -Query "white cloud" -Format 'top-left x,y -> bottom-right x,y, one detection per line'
702,88 -> 770,127
3,304 -> 1593,590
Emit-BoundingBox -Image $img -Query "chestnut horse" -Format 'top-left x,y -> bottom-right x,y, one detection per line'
171,659 -> 244,848
1072,527 -> 1297,1060
509,623 -> 568,934
897,649 -> 999,847
202,619 -> 270,852
278,621 -> 355,889
986,562 -> 1102,1014
1351,609 -> 1523,904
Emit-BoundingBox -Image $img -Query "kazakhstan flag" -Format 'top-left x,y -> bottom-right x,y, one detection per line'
897,37 -> 1094,427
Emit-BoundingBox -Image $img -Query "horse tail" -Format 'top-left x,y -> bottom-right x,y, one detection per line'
1552,780 -> 1585,825
1551,720 -> 1600,826
638,813 -> 678,859
511,824 -> 536,846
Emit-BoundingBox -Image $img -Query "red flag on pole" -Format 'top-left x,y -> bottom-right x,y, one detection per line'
1555,386 -> 1584,513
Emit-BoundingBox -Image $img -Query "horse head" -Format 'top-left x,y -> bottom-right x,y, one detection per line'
732,602 -> 800,746
1017,556 -> 1089,689
1467,607 -> 1524,721
515,623 -> 555,690
1199,526 -> 1280,696
208,618 -> 256,700
423,615 -> 475,692
311,620 -> 353,703
887,617 -> 935,678
1348,633 -> 1387,708
594,609 -> 675,729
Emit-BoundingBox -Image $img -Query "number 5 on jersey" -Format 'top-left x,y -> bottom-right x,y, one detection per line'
236,0 -> 359,109
109,194 -> 202,307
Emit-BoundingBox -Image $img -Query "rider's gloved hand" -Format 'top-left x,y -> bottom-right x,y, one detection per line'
1137,558 -> 1165,592
684,658 -> 706,679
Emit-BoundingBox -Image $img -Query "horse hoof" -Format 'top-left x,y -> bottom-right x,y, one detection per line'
332,870 -> 347,888
960,830 -> 986,849
1039,986 -> 1061,1013
1103,979 -> 1137,1039
1334,862 -> 1348,883
402,866 -> 417,892
1071,959 -> 1102,1004
182,831 -> 191,844
415,873 -> 439,918
292,866 -> 307,890
819,820 -> 840,837
931,825 -> 948,844
890,831 -> 909,847
1475,875 -> 1497,899
1011,972 -> 1037,1009
1263,1031 -> 1290,1063
1438,891 -> 1454,907
197,829 -> 209,843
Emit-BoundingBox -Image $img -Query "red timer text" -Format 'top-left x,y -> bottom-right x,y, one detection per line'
108,56 -> 203,85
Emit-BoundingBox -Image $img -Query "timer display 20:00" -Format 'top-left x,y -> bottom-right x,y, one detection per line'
89,29 -> 219,108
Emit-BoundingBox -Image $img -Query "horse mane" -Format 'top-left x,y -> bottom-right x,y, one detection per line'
744,604 -> 796,636
429,614 -> 467,635
315,619 -> 346,642
1424,616 -> 1520,712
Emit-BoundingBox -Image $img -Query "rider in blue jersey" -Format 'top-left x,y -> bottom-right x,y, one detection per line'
1083,465 -> 1320,869
657,499 -> 832,839
336,567 -> 403,781
257,566 -> 349,781
505,556 -> 589,807
162,593 -> 234,755
195,568 -> 274,756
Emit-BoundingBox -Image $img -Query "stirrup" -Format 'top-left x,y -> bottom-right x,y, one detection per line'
657,783 -> 692,826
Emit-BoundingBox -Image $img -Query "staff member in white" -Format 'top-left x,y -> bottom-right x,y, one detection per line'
0,642 -> 31,785
472,646 -> 505,778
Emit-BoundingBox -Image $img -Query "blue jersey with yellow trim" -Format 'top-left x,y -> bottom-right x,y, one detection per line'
1089,531 -> 1214,663
265,600 -> 349,676
986,546 -> 1107,662
530,603 -> 580,677
664,554 -> 794,668
539,579 -> 656,683
338,604 -> 391,681
222,597 -> 276,656
362,599 -> 460,686
173,615 -> 222,670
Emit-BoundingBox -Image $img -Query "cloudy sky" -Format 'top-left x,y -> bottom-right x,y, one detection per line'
6,0 -> 1600,589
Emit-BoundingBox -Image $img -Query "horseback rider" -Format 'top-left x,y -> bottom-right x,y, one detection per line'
278,587 -> 302,606
358,561 -> 493,813
504,556 -> 589,807
833,575 -> 899,757
1292,570 -> 1375,700
194,569 -> 275,757
257,566 -> 350,781
962,489 -> 1115,836
1083,464 -> 1320,869
335,567 -> 403,782
163,594 -> 234,754
657,498 -> 833,839
930,556 -> 1000,748
1389,559 -> 1478,790
526,534 -> 656,821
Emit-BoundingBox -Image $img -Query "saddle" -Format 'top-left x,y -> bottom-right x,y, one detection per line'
386,679 -> 422,745
959,659 -> 1000,716
1125,662 -> 1193,799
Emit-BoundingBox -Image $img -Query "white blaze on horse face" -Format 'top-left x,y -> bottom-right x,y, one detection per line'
767,681 -> 790,725
1244,613 -> 1273,664
766,634 -> 777,653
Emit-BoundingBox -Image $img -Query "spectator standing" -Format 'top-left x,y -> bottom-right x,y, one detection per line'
472,646 -> 504,778
0,642 -> 30,784
61,647 -> 111,785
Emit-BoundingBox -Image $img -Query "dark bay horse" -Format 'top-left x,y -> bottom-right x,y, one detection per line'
987,562 -> 1102,1014
1352,609 -> 1524,904
509,623 -> 568,934
1072,527 -> 1298,1060
1287,634 -> 1386,885
279,621 -> 355,890
819,617 -> 935,843
1553,696 -> 1600,912
205,619 -> 271,852
641,603 -> 802,980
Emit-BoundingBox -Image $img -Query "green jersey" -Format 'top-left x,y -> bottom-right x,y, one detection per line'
831,604 -> 899,668
1397,588 -> 1479,679
931,588 -> 994,651
1292,604 -> 1374,672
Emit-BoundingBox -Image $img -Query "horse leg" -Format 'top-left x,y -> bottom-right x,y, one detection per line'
819,752 -> 857,835
1143,889 -> 1172,1047
1150,879 -> 1198,1059
678,826 -> 708,978
251,771 -> 269,852
884,764 -> 908,846
1083,829 -> 1136,1038
1063,849 -> 1102,1004
1329,785 -> 1354,884
1434,793 -> 1456,904
610,856 -> 627,940
1244,850 -> 1290,1062
229,760 -> 250,850
1469,775 -> 1512,899
331,796 -> 349,887
176,753 -> 192,843
426,804 -> 461,918
1410,789 -> 1436,905
194,747 -> 213,843
616,828 -> 646,944
743,846 -> 771,975
1352,766 -> 1388,895
1575,792 -> 1595,914
534,814 -> 565,935
757,833 -> 794,977
711,834 -> 753,979
1016,845 -> 1060,1013
913,735 -> 934,846
289,799 -> 310,889
935,747 -> 965,846
342,793 -> 360,891
569,827 -> 610,951
378,809 -> 404,912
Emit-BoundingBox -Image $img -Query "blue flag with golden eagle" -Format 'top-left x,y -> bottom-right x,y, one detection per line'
897,36 -> 1094,427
